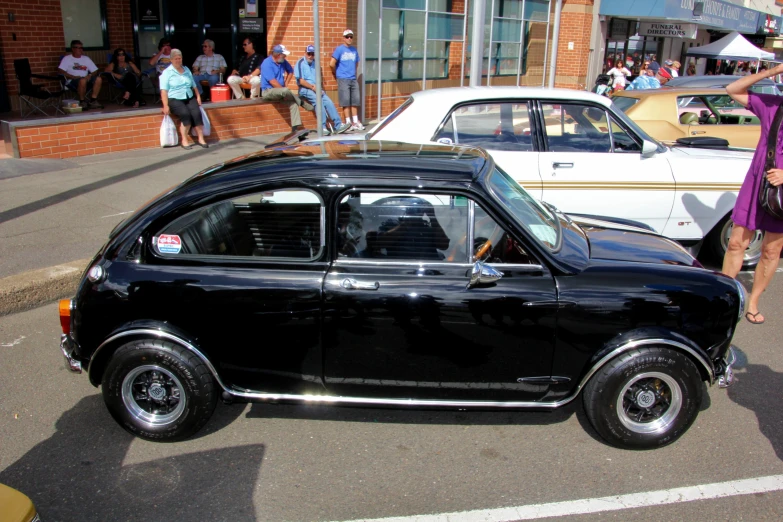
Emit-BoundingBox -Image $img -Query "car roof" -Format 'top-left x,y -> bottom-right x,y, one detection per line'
665,75 -> 776,87
182,140 -> 489,188
614,87 -> 729,99
407,86 -> 614,107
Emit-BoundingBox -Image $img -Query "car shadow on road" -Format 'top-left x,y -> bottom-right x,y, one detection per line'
0,395 -> 259,522
726,348 -> 783,461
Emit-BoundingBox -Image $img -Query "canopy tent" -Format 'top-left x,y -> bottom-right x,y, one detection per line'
686,31 -> 775,61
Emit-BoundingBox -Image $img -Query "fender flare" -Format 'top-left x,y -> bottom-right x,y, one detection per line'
87,324 -> 228,391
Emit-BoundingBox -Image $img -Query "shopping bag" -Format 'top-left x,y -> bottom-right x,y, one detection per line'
160,115 -> 178,147
191,107 -> 211,137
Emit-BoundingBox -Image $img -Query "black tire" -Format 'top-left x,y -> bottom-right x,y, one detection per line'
582,347 -> 703,450
101,339 -> 218,442
705,215 -> 762,269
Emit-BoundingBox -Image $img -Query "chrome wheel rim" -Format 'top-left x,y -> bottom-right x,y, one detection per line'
721,220 -> 763,266
121,365 -> 186,427
616,372 -> 682,435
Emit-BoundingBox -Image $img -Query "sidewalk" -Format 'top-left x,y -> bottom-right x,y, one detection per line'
0,132 -> 288,315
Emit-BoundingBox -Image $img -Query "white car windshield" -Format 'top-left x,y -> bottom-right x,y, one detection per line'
487,167 -> 560,250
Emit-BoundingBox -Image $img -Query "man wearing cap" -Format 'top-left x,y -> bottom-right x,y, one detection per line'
261,44 -> 311,132
330,29 -> 364,131
663,59 -> 676,78
295,45 -> 351,135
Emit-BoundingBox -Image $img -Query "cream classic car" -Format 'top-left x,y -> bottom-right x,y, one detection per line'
368,87 -> 760,267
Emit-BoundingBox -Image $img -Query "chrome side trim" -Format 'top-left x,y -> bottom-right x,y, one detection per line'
87,329 -> 231,392
88,333 -> 715,409
334,259 -> 474,268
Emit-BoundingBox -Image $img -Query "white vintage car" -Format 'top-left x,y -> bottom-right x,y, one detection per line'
368,87 -> 759,267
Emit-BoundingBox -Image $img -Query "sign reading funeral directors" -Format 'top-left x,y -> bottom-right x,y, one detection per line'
639,22 -> 698,39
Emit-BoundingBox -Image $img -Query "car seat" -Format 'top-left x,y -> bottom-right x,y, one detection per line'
679,112 -> 699,125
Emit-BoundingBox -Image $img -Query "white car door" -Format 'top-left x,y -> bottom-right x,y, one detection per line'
432,101 -> 543,200
536,102 -> 675,234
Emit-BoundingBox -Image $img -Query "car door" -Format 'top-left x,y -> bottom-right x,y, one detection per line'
144,187 -> 327,394
433,101 -> 544,199
681,94 -> 760,149
322,188 -> 558,402
537,101 -> 676,234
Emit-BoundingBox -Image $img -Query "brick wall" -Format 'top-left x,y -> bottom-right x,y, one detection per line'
0,0 -> 134,108
266,0 -> 358,92
12,101 -> 318,159
552,0 -> 594,89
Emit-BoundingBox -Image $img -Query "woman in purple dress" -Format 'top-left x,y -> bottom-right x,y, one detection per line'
723,65 -> 783,324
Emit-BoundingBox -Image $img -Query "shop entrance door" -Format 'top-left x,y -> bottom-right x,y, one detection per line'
136,0 -> 267,72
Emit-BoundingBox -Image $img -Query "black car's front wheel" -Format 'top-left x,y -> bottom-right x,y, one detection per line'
101,339 -> 218,441
583,348 -> 703,450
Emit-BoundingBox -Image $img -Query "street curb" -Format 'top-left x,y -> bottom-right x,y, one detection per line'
0,259 -> 90,316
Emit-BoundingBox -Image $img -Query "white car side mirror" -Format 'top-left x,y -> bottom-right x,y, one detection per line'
642,140 -> 658,158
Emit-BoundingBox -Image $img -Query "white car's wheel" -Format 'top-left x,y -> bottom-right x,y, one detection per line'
707,216 -> 763,269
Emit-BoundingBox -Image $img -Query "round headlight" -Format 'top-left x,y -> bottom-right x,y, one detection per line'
87,265 -> 105,283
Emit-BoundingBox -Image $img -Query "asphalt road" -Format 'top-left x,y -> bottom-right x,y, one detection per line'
1,266 -> 782,521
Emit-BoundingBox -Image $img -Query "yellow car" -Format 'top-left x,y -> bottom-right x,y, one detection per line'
612,88 -> 760,149
0,484 -> 39,522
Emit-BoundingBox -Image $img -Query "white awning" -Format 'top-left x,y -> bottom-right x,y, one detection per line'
686,31 -> 775,61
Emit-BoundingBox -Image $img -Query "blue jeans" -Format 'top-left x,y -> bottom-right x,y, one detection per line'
193,73 -> 220,94
299,88 -> 342,129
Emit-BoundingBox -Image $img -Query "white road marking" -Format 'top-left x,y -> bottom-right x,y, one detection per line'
1,336 -> 25,347
341,474 -> 783,522
101,211 -> 134,219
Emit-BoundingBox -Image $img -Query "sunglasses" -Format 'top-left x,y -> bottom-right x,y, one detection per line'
306,52 -> 314,56
344,35 -> 354,39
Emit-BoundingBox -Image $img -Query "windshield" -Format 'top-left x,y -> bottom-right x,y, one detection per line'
486,167 -> 560,250
608,100 -> 667,153
368,97 -> 414,138
613,96 -> 639,114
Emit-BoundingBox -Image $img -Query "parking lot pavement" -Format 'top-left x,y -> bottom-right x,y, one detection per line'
2,269 -> 783,521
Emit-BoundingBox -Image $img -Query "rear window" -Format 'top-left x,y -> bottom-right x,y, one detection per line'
612,97 -> 640,114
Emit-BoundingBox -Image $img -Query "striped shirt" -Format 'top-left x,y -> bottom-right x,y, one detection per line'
192,53 -> 227,75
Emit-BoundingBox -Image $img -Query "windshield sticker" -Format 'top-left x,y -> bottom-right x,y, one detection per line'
157,234 -> 182,254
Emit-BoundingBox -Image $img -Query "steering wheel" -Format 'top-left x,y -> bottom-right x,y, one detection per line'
703,98 -> 722,124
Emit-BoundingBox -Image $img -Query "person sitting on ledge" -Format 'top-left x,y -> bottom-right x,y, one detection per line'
58,40 -> 103,110
261,44 -> 313,133
192,39 -> 227,99
227,38 -> 262,99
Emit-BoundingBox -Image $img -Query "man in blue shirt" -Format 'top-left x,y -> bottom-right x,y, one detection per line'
261,44 -> 313,132
296,45 -> 351,135
330,29 -> 364,131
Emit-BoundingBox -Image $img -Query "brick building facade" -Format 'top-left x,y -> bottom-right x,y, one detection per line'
1,0 -> 598,116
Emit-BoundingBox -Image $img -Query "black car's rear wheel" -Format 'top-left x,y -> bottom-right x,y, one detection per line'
101,339 -> 217,441
583,347 -> 703,450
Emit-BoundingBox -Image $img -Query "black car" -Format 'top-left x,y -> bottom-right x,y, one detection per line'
58,141 -> 742,449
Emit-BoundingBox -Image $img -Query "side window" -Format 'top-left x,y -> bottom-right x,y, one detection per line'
474,205 -> 534,265
608,117 -> 641,152
337,192 -> 469,262
154,189 -> 323,260
433,103 -> 533,152
541,103 -> 611,153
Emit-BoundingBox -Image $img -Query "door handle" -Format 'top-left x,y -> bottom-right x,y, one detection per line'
341,278 -> 380,291
552,162 -> 574,169
691,131 -> 706,135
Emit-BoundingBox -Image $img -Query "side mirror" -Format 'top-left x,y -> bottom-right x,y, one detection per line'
467,261 -> 504,289
642,139 -> 658,158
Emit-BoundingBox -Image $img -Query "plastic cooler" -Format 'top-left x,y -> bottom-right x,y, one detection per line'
211,84 -> 231,102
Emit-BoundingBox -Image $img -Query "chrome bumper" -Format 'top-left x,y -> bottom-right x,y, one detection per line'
60,334 -> 82,373
717,346 -> 737,388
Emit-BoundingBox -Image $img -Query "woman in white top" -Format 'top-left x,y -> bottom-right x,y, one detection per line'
607,60 -> 632,91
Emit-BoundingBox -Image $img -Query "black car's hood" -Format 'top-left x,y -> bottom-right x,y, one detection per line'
574,217 -> 699,267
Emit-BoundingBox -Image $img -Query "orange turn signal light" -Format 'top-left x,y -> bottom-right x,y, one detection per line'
59,299 -> 72,335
